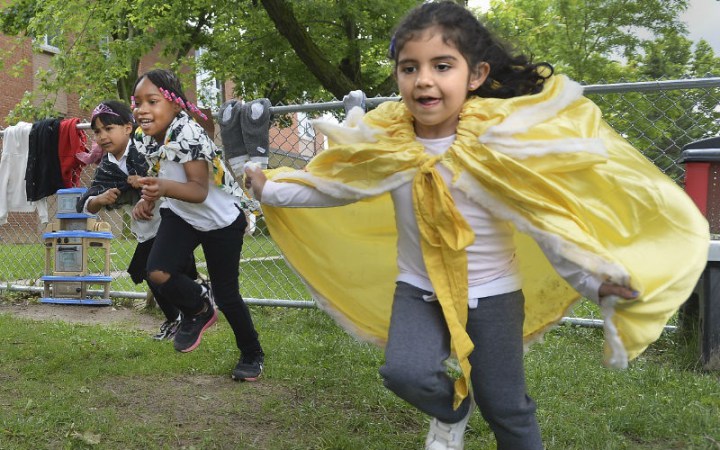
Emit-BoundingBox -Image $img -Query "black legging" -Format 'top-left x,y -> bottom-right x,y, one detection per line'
147,208 -> 262,355
129,237 -> 198,321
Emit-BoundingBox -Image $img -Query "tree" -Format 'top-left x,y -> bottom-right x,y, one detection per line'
198,0 -> 418,104
1,0 -> 717,129
0,0 -> 418,121
0,0 -> 220,121
624,32 -> 720,179
480,0 -> 719,182
482,0 -> 690,83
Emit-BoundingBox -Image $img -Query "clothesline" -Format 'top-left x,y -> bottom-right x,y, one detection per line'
0,121 -> 90,138
0,94 -> 388,138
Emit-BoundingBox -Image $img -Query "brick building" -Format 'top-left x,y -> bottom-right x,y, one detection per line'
0,34 -> 86,127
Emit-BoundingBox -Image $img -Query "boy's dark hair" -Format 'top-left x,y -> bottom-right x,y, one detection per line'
389,1 -> 552,98
91,100 -> 134,129
133,69 -> 189,106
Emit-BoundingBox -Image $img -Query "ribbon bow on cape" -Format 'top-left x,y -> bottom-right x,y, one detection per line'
261,75 -> 709,409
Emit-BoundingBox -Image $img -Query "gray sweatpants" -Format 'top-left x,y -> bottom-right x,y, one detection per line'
379,281 -> 543,450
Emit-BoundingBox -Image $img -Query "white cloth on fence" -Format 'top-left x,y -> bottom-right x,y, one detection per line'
0,122 -> 49,225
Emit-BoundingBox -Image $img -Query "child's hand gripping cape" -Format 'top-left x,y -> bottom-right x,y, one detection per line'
261,75 -> 709,409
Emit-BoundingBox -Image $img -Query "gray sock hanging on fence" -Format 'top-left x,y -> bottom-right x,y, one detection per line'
240,98 -> 271,169
218,100 -> 248,164
343,90 -> 366,115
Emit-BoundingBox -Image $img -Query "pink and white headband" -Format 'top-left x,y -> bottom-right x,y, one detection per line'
130,89 -> 208,121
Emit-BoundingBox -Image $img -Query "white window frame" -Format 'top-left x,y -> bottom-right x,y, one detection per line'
38,34 -> 60,54
195,48 -> 222,109
297,112 -> 315,140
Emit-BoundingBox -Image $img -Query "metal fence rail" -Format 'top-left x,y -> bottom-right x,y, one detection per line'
1,77 -> 719,325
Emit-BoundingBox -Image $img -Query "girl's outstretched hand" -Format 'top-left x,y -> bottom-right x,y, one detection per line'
95,188 -> 121,207
138,177 -> 165,202
132,199 -> 155,221
127,175 -> 142,189
244,162 -> 267,201
599,282 -> 639,300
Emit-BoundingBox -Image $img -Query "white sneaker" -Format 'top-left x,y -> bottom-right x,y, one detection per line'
425,398 -> 475,450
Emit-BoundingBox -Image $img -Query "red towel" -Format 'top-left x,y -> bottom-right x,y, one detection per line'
58,118 -> 89,187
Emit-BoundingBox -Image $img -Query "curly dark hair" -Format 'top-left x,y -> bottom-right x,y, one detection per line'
389,1 -> 552,99
132,69 -> 190,106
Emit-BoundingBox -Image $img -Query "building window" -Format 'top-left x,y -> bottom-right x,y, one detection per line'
297,112 -> 315,140
297,112 -> 317,157
38,34 -> 60,54
195,48 -> 221,109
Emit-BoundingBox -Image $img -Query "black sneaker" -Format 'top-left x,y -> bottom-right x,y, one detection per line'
152,315 -> 182,340
173,295 -> 217,353
232,353 -> 264,382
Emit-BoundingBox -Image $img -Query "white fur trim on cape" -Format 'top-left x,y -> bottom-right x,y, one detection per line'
480,77 -> 584,138
311,107 -> 381,145
482,137 -> 607,159
477,78 -> 605,159
600,295 -> 629,368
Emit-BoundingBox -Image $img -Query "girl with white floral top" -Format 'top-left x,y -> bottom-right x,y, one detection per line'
131,69 -> 264,381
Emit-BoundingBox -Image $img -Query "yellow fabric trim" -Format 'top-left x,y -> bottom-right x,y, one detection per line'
414,155 -> 476,406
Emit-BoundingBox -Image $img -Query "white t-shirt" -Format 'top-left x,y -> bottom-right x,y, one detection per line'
158,159 -> 242,232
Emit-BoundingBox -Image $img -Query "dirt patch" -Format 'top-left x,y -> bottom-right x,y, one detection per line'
0,298 -> 298,448
91,375 -> 290,449
0,299 -> 162,333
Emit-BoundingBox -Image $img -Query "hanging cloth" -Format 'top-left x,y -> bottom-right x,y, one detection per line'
25,118 -> 62,202
58,118 -> 88,188
0,122 -> 49,224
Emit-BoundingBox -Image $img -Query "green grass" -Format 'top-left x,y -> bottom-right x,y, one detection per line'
0,299 -> 718,449
0,244 -> 46,282
524,324 -> 720,449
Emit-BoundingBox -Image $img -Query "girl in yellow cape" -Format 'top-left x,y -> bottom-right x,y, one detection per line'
245,2 -> 709,449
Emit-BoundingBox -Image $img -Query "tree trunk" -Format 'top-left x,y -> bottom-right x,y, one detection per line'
117,57 -> 140,103
260,0 -> 356,99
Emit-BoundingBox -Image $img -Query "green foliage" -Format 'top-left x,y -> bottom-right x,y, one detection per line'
5,92 -> 57,124
0,0 -> 36,36
0,0 -> 211,121
482,0 -> 720,180
203,0 -> 417,103
483,0 -> 692,83
0,0 -> 418,122
0,0 -> 718,138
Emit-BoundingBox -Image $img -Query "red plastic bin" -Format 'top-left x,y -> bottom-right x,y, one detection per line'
680,137 -> 720,235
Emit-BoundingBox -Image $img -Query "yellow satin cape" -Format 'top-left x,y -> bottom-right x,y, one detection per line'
261,75 -> 709,409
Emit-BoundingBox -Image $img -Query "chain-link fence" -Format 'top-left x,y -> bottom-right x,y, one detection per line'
1,77 -> 719,324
